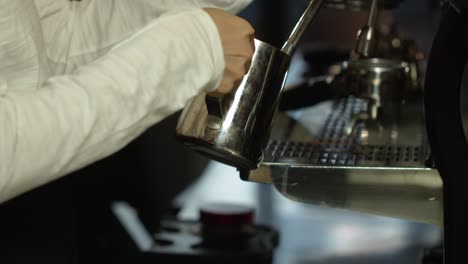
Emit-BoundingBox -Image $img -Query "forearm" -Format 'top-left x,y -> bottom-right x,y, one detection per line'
140,0 -> 254,14
0,9 -> 224,202
189,0 -> 254,14
38,0 -> 252,72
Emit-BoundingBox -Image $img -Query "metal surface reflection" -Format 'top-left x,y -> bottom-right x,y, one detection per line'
175,160 -> 441,264
176,39 -> 290,170
176,0 -> 326,171
244,96 -> 443,226
461,63 -> 468,144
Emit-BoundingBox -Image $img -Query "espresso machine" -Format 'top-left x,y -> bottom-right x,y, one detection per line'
177,0 -> 468,262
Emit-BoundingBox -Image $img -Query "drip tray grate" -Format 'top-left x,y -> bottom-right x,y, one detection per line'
261,97 -> 430,169
265,141 -> 425,167
245,97 -> 441,226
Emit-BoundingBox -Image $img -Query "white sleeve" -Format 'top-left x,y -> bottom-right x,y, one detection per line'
188,0 -> 254,14
37,0 -> 253,72
138,0 -> 254,14
0,8 -> 224,203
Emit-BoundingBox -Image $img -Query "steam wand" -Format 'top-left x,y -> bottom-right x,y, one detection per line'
354,0 -> 379,57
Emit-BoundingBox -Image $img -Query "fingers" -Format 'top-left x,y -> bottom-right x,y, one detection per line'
220,21 -> 255,58
215,54 -> 254,94
203,8 -> 255,95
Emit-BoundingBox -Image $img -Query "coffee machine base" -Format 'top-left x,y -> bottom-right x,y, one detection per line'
242,96 -> 442,226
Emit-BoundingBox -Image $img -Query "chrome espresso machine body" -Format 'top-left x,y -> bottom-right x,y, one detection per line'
177,0 -> 468,263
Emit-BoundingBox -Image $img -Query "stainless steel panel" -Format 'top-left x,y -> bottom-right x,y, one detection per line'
176,40 -> 290,170
245,97 -> 443,225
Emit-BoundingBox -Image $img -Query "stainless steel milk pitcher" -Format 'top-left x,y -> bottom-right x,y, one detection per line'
176,0 -> 326,170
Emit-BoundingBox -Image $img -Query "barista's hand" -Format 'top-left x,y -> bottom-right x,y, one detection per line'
204,8 -> 255,94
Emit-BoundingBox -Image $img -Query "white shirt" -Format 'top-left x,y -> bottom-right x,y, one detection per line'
0,0 -> 252,203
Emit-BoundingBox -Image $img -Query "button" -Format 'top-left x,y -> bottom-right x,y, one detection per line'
200,203 -> 254,228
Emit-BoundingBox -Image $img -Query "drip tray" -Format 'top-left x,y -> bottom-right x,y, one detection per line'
265,141 -> 426,168
264,96 -> 431,169
243,97 -> 443,225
